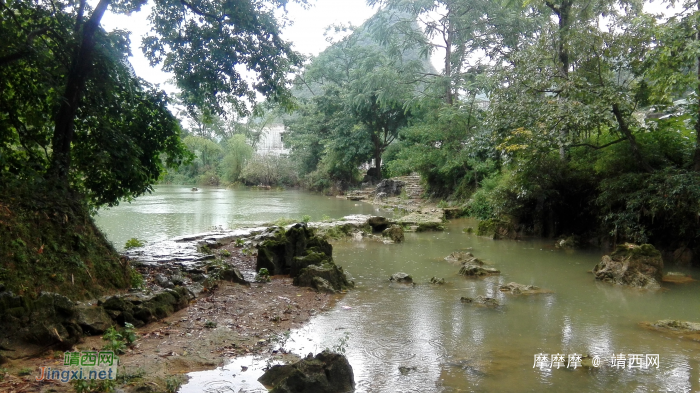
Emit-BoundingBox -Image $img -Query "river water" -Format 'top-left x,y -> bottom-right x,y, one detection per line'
96,186 -> 700,393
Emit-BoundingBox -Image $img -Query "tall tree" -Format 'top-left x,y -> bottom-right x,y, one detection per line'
287,20 -> 417,181
643,0 -> 700,171
1,0 -> 304,206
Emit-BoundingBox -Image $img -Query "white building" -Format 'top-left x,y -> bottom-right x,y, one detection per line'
256,124 -> 289,156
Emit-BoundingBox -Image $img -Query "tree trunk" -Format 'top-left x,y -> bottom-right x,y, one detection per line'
48,0 -> 111,181
444,30 -> 453,106
612,103 -> 653,173
374,148 -> 382,181
558,0 -> 571,161
695,0 -> 700,172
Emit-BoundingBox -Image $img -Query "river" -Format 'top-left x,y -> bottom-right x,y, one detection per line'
96,185 -> 700,393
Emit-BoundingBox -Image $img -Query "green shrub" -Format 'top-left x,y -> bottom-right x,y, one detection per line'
124,238 -> 145,249
255,268 -> 271,283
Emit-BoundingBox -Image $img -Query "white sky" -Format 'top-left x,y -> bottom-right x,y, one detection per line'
101,0 -> 378,91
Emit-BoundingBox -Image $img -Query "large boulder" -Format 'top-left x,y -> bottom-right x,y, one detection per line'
374,179 -> 405,196
25,292 -> 83,348
256,224 -> 333,276
258,351 -> 355,393
382,225 -> 404,243
593,243 -> 663,289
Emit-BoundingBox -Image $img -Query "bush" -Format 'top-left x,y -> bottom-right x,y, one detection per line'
124,238 -> 145,249
240,154 -> 298,186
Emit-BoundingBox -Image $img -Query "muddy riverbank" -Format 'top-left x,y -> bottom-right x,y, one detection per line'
0,243 -> 339,393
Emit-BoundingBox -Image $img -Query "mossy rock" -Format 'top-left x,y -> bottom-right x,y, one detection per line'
476,218 -> 516,239
594,243 -> 663,288
259,351 -> 355,393
293,264 -> 353,293
256,223 -> 334,278
292,252 -> 331,277
382,225 -> 404,243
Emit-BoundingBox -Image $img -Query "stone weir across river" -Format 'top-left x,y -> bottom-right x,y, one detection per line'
122,213 -> 445,269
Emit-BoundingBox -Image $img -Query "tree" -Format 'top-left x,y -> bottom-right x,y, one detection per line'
221,134 -> 254,182
490,0 -> 659,171
286,19 -> 419,182
1,0 -> 304,207
643,0 -> 700,171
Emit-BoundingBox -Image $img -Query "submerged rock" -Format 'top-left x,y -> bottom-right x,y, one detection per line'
458,264 -> 500,276
652,320 -> 700,332
641,320 -> 700,341
451,252 -> 500,276
555,236 -> 579,250
258,351 -> 355,393
444,251 -> 475,263
593,243 -> 663,289
398,366 -> 417,375
662,272 -> 696,284
429,277 -> 446,285
498,282 -> 552,295
396,209 -> 445,232
460,296 -> 500,308
389,272 -> 413,284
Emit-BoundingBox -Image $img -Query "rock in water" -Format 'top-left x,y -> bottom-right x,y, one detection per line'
258,351 -> 355,393
256,223 -> 333,276
593,243 -> 663,289
498,282 -> 552,295
460,296 -> 500,308
444,251 -> 474,263
455,255 -> 500,276
389,272 -> 413,284
382,225 -> 404,243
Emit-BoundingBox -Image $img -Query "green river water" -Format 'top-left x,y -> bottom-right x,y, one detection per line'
95,185 -> 700,393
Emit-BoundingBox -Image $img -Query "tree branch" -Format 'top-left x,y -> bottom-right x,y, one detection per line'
0,26 -> 50,66
179,0 -> 218,20
569,137 -> 627,150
